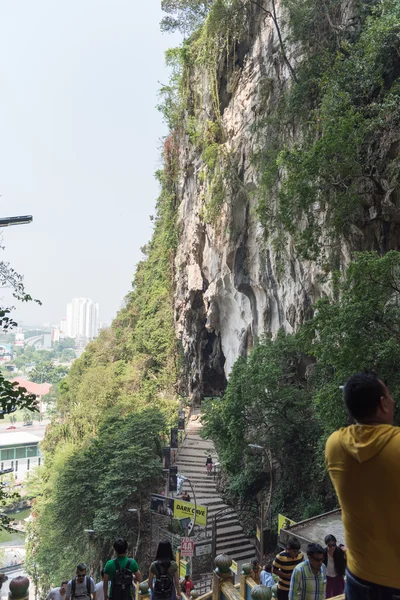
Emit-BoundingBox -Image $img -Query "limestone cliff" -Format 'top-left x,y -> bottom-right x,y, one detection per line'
171,0 -> 400,401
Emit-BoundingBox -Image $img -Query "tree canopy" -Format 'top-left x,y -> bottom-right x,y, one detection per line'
202,251 -> 400,523
160,0 -> 214,34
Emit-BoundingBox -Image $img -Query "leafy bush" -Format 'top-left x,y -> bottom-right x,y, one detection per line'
203,251 -> 400,521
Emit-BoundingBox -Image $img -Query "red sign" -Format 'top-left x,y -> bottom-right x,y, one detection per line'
181,537 -> 194,557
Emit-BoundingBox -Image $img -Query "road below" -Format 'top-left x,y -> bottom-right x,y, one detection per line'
0,422 -> 48,440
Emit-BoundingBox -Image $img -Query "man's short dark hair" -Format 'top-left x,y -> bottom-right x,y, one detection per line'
61,582 -> 68,586
307,543 -> 324,556
76,563 -> 87,572
287,537 -> 301,550
113,538 -> 128,554
344,372 -> 386,421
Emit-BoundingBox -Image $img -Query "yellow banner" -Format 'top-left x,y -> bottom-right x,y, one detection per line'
180,559 -> 189,578
256,526 -> 261,542
231,560 -> 238,575
174,500 -> 208,527
151,494 -> 208,527
278,514 -> 296,532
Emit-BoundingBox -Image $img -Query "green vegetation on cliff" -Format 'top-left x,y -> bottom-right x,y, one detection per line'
27,143 -> 181,589
202,251 -> 400,525
159,0 -> 400,258
257,0 -> 400,260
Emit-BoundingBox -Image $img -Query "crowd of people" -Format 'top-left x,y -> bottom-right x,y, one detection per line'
247,534 -> 345,600
268,535 -> 346,600
45,538 -> 192,600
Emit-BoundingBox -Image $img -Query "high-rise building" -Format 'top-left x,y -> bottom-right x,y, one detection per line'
60,319 -> 68,337
62,298 -> 99,341
14,328 -> 24,347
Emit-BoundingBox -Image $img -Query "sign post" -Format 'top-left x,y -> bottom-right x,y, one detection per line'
195,540 -> 213,557
181,537 -> 194,558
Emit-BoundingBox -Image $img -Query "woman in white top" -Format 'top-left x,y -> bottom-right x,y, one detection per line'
323,534 -> 346,598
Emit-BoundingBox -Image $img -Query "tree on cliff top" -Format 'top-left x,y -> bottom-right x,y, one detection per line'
161,0 -> 214,34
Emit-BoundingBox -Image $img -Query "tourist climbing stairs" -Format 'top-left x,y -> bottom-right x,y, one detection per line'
176,411 -> 255,563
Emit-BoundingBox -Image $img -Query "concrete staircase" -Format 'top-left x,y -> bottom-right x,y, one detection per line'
176,412 -> 255,563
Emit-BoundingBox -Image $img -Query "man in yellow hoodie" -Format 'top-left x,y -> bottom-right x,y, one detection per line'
325,371 -> 400,598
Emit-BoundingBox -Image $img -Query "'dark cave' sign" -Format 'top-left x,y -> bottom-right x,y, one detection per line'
151,494 -> 208,526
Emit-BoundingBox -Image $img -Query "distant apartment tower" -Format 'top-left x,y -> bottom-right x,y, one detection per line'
14,328 -> 24,347
63,298 -> 99,340
60,319 -> 68,336
52,327 -> 60,343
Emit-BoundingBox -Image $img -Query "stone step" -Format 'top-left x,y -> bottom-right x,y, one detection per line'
177,458 -> 216,467
213,523 -> 244,536
216,540 -> 255,555
177,477 -> 217,486
181,437 -> 214,446
228,549 -> 256,562
207,504 -> 235,517
196,499 -> 223,507
189,492 -> 221,500
176,460 -> 216,468
215,532 -> 249,545
178,447 -> 216,454
215,518 -> 244,532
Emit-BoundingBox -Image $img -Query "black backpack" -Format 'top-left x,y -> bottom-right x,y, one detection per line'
153,562 -> 174,599
112,558 -> 134,600
71,577 -> 92,599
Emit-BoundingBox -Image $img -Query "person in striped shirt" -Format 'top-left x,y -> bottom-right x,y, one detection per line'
273,538 -> 304,600
289,544 -> 327,600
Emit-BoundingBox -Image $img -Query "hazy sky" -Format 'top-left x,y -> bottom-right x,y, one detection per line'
0,1 -> 180,327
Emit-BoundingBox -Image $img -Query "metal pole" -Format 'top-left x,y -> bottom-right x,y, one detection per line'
184,477 -> 196,578
261,448 -> 273,559
260,503 -> 265,563
265,449 -> 273,521
185,478 -> 197,535
134,508 -> 141,558
149,509 -> 152,562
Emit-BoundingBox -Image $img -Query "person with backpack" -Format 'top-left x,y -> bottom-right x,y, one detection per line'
66,564 -> 96,600
181,576 -> 194,597
103,538 -> 142,600
148,541 -> 181,600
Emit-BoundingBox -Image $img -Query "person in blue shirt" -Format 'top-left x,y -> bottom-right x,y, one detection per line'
260,563 -> 274,588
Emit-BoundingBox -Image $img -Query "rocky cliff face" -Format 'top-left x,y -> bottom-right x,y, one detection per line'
172,0 -> 388,401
